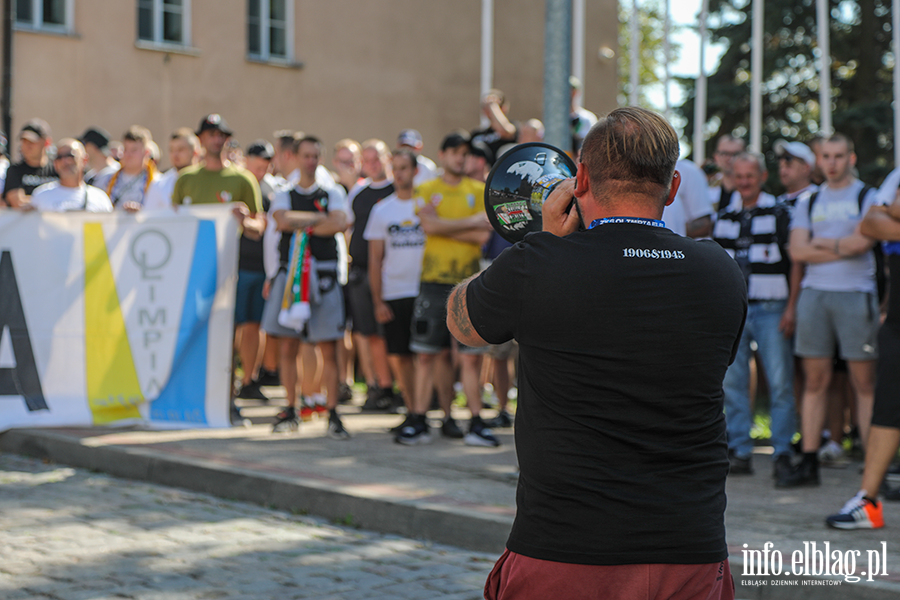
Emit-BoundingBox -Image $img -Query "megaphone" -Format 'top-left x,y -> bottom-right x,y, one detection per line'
484,142 -> 578,243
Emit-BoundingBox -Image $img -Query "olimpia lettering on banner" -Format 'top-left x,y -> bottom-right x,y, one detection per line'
0,206 -> 239,431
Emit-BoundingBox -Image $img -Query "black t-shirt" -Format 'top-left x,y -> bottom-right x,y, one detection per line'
883,248 -> 900,331
466,222 -> 747,565
470,125 -> 518,159
3,160 -> 57,197
238,177 -> 275,272
348,180 -> 394,269
278,186 -> 339,265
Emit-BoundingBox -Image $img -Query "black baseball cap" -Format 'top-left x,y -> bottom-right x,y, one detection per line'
469,139 -> 494,166
19,118 -> 51,142
440,130 -> 471,151
246,140 -> 274,159
196,114 -> 233,136
80,127 -> 111,151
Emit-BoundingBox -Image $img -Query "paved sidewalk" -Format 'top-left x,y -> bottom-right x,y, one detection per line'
0,453 -> 495,600
3,393 -> 900,599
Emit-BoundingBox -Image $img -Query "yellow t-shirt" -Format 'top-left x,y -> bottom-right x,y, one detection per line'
416,177 -> 485,285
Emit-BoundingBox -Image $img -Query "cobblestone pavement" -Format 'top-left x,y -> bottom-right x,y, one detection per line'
0,453 -> 495,600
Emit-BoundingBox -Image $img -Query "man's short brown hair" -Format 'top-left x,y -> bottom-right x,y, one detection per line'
580,107 -> 679,207
294,135 -> 322,154
170,127 -> 200,151
123,125 -> 152,146
825,133 -> 854,154
274,130 -> 302,153
392,148 -> 418,170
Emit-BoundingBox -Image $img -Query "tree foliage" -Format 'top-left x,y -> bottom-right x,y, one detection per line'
619,0 -> 683,110
676,0 -> 895,186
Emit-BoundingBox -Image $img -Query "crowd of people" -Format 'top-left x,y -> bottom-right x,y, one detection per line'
0,82 -> 596,449
704,132 -> 900,532
2,86 -> 899,534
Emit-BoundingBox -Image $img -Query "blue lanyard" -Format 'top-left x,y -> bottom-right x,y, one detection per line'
588,216 -> 666,230
884,241 -> 900,255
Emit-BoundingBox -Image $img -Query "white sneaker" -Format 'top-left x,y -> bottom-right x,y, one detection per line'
818,440 -> 848,467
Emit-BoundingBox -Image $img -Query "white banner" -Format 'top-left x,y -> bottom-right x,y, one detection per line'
0,206 -> 239,431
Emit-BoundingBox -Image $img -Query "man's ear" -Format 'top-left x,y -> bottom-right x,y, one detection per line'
665,171 -> 681,207
575,163 -> 590,197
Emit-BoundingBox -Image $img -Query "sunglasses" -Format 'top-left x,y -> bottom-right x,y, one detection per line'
55,153 -> 77,160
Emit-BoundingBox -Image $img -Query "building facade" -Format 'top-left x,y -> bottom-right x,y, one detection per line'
3,0 -> 618,166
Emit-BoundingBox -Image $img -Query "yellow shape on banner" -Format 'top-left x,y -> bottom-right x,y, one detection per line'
83,222 -> 144,424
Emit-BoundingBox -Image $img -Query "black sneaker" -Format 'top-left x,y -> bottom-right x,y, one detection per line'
776,454 -> 820,488
389,414 -> 414,435
327,410 -> 350,440
884,484 -> 900,501
772,454 -> 793,480
464,416 -> 501,447
237,380 -> 269,402
338,383 -> 354,404
395,415 -> 432,445
886,463 -> 900,484
485,409 -> 513,428
440,416 -> 464,439
388,389 -> 406,414
728,451 -> 753,476
362,386 -> 393,412
272,406 -> 299,432
256,368 -> 280,387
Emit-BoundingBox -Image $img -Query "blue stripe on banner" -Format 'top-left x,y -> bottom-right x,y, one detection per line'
150,220 -> 217,424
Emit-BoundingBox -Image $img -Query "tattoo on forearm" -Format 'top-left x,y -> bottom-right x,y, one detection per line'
450,286 -> 475,339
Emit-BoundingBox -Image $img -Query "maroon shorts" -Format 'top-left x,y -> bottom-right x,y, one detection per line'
484,549 -> 735,600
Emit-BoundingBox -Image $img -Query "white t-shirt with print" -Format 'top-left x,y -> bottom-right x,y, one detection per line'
363,193 -> 425,300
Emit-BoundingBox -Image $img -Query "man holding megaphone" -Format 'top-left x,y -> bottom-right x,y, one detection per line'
448,107 -> 747,600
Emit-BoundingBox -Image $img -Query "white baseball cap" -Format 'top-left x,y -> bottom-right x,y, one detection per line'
774,140 -> 816,168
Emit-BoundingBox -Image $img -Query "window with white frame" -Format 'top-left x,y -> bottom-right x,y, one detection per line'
15,0 -> 73,33
137,0 -> 190,46
248,0 -> 293,61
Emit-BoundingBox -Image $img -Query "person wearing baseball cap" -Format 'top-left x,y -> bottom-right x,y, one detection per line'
396,128 -> 437,186
774,139 -> 818,208
173,114 -> 265,425
3,118 -> 57,208
232,139 -> 279,406
172,114 -> 259,209
195,113 -> 234,137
